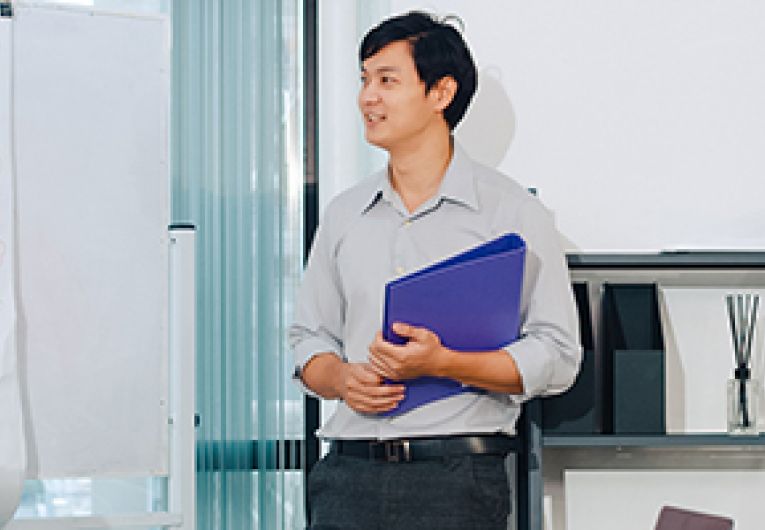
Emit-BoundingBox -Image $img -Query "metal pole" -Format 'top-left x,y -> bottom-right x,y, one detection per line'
168,225 -> 197,530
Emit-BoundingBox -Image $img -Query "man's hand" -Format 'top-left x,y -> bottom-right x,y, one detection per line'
338,362 -> 406,414
368,322 -> 454,381
301,353 -> 405,414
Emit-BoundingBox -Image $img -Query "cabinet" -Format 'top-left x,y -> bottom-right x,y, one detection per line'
519,253 -> 765,530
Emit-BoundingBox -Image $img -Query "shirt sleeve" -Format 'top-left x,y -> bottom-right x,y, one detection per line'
288,209 -> 346,396
501,198 -> 583,401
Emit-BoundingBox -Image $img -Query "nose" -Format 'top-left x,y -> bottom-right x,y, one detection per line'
359,81 -> 381,107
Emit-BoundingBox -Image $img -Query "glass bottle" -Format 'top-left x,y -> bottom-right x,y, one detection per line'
727,370 -> 760,435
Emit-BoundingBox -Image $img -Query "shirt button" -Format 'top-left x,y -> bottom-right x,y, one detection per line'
404,219 -> 412,227
395,266 -> 405,275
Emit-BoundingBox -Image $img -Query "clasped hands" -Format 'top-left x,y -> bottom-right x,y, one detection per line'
339,322 -> 453,414
368,322 -> 450,381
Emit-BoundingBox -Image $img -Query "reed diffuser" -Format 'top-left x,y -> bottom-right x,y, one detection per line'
726,293 -> 760,435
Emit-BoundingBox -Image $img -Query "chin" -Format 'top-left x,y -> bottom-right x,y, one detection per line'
365,132 -> 390,150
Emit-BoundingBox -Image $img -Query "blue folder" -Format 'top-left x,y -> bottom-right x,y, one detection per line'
380,233 -> 526,416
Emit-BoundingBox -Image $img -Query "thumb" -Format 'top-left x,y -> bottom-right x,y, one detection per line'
391,321 -> 414,338
392,322 -> 429,341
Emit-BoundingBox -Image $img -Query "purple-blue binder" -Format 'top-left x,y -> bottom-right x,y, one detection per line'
380,233 -> 526,416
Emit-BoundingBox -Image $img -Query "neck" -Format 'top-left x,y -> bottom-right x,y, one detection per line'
387,132 -> 453,213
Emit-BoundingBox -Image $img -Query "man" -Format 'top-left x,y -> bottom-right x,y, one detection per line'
290,11 -> 581,530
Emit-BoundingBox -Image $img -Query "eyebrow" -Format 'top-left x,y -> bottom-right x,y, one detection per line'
360,66 -> 401,74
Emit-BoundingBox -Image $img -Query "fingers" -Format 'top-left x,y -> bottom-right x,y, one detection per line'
368,352 -> 397,380
369,326 -> 438,380
343,363 -> 405,414
345,388 -> 404,414
345,390 -> 403,413
368,335 -> 400,378
347,369 -> 404,397
370,331 -> 405,358
367,333 -> 398,377
350,363 -> 383,385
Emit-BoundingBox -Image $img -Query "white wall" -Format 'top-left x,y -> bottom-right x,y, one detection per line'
322,0 -> 765,252
318,1 -> 387,214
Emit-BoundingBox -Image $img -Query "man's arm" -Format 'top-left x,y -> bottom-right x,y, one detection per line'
300,352 -> 405,414
439,349 -> 524,394
290,205 -> 405,414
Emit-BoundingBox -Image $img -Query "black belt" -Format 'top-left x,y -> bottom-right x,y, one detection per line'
330,434 -> 518,463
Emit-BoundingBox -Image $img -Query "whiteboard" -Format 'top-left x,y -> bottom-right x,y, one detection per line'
13,5 -> 170,478
331,1 -> 765,252
1,15 -> 27,524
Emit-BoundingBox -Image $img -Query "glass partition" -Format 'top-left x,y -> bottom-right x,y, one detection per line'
172,0 -> 305,528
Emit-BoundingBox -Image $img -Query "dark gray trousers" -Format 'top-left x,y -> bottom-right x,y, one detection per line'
307,451 -> 511,530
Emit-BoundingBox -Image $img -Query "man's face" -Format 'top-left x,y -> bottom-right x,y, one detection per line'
359,40 -> 446,150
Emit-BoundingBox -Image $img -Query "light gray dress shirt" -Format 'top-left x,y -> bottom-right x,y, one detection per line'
289,143 -> 582,440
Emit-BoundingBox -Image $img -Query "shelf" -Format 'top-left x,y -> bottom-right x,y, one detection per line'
567,252 -> 765,270
525,258 -> 765,530
543,434 -> 765,448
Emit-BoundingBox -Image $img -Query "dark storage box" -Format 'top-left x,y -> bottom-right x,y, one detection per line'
542,348 -> 598,433
613,349 -> 665,434
542,283 -> 600,434
602,284 -> 665,434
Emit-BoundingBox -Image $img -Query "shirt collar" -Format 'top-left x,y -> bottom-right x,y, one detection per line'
360,170 -> 387,214
438,142 -> 479,211
360,141 -> 479,214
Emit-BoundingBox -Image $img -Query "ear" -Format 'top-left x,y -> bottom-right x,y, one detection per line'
430,76 -> 458,112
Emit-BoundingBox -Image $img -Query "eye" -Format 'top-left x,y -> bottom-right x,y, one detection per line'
381,75 -> 395,85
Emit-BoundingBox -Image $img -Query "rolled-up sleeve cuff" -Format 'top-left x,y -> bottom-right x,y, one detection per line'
505,337 -> 554,400
292,337 -> 344,398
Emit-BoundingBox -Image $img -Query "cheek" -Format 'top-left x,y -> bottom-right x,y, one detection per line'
398,104 -> 431,129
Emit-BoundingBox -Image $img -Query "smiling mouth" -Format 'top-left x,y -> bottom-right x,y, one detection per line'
364,113 -> 386,124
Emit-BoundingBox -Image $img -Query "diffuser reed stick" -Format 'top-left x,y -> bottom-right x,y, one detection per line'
726,293 -> 759,431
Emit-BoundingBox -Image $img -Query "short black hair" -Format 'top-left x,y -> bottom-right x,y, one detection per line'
359,11 -> 478,131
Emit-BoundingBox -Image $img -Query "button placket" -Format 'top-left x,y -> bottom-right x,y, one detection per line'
392,217 -> 412,277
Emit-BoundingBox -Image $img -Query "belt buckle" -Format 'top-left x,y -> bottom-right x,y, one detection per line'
376,440 -> 411,462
